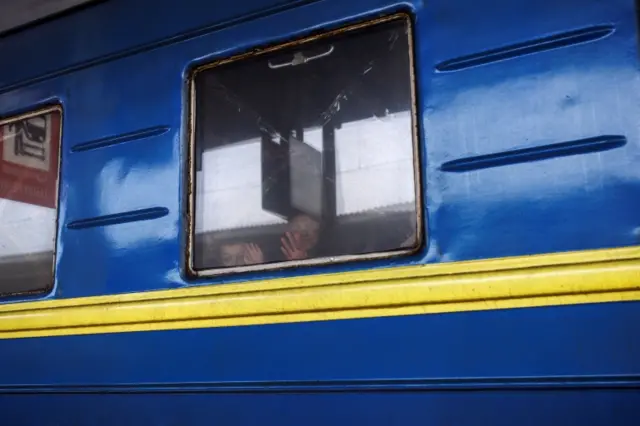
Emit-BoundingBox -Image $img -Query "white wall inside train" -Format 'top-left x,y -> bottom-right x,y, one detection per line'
195,110 -> 416,233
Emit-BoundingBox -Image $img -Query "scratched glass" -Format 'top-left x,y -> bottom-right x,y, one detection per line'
0,109 -> 60,294
192,17 -> 420,272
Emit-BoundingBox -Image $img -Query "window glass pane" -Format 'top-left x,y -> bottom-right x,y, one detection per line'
0,109 -> 60,294
192,16 -> 419,271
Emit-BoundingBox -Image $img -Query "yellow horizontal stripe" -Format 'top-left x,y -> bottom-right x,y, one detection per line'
1,246 -> 639,339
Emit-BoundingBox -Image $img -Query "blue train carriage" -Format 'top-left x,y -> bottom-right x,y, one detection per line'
0,0 -> 639,424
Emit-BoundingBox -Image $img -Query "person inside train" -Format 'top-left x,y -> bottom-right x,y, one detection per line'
218,242 -> 265,267
213,213 -> 325,267
280,213 -> 322,261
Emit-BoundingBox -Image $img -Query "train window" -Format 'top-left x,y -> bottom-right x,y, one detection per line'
0,107 -> 61,294
189,15 -> 421,274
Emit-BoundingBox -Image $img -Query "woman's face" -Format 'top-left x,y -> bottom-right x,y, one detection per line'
289,215 -> 320,251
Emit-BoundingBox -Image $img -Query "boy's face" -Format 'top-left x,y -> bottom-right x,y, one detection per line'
289,215 -> 320,251
219,243 -> 246,266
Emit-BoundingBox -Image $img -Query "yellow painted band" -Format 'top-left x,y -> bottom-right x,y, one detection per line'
1,246 -> 639,339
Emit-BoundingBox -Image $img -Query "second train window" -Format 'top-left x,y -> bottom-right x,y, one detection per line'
191,15 -> 421,273
0,107 -> 61,295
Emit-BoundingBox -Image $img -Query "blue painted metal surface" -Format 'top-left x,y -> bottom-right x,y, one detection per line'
2,302 -> 640,424
0,0 -> 639,423
0,0 -> 637,299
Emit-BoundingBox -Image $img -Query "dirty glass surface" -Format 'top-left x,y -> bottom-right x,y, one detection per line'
0,109 -> 60,294
192,16 -> 419,271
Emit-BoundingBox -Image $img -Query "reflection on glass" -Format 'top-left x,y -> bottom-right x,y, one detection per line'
0,109 -> 60,293
192,16 -> 419,271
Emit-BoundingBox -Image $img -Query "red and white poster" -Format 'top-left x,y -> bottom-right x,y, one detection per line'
0,109 -> 60,209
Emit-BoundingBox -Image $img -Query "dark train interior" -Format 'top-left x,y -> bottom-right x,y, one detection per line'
192,18 -> 419,269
